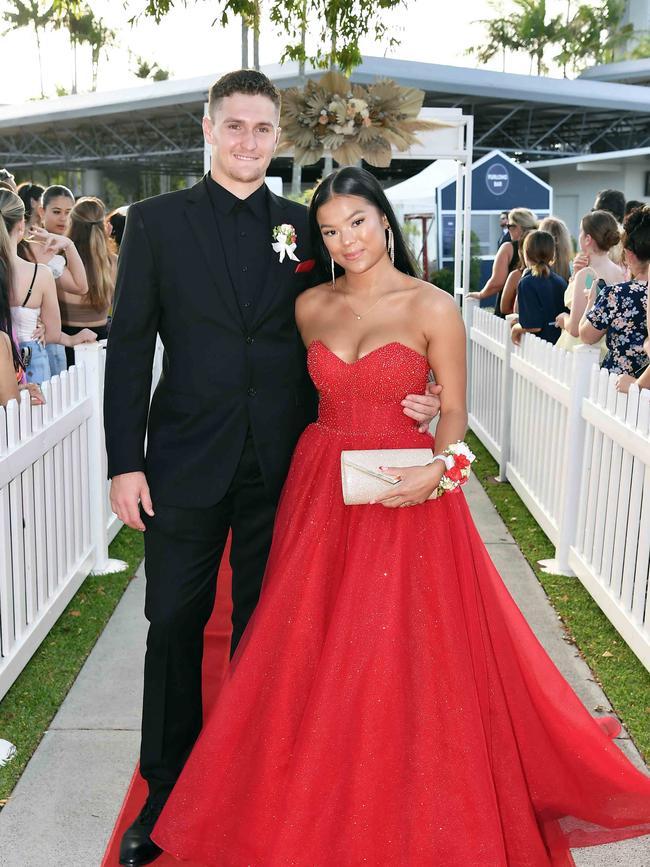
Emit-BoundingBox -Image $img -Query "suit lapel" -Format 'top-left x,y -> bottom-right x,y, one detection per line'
184,177 -> 245,329
249,191 -> 295,330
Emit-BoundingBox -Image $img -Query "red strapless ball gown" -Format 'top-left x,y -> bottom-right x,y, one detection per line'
152,341 -> 650,866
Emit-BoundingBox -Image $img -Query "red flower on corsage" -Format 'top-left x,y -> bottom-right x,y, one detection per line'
433,441 -> 476,499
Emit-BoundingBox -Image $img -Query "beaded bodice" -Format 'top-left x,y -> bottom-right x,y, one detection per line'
308,340 -> 430,437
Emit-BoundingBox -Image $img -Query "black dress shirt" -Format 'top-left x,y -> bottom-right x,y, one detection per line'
205,175 -> 271,316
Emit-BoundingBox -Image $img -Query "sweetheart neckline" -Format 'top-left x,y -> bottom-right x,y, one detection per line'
308,340 -> 428,367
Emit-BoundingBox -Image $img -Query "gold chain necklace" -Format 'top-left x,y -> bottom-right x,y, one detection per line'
338,288 -> 390,321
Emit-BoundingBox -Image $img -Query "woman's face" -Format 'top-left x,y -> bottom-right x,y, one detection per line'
41,195 -> 73,234
578,224 -> 590,254
508,219 -> 522,242
316,194 -> 389,275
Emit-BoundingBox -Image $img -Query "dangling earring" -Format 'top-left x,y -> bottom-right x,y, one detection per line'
331,256 -> 336,287
386,226 -> 395,264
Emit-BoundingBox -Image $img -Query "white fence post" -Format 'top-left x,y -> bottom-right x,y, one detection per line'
74,343 -> 127,576
497,315 -> 517,482
464,297 -> 478,417
539,344 -> 599,576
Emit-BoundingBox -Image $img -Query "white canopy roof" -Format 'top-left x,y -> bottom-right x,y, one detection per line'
384,159 -> 456,215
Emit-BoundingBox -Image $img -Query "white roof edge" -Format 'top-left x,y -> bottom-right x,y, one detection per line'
524,146 -> 650,169
580,58 -> 650,81
2,55 -> 650,130
438,149 -> 553,192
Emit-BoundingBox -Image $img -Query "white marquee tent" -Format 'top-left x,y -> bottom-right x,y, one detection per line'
384,159 -> 457,215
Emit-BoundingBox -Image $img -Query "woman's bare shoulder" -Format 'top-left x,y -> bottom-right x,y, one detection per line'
412,278 -> 458,313
0,330 -> 13,357
296,281 -> 333,320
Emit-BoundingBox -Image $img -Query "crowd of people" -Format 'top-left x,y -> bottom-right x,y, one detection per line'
1,165 -> 648,409
0,167 -> 126,408
469,189 -> 650,395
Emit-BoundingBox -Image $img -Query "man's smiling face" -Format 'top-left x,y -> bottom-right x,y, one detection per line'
203,92 -> 280,190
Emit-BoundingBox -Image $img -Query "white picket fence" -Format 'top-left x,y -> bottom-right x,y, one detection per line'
465,297 -> 650,671
0,340 -> 163,702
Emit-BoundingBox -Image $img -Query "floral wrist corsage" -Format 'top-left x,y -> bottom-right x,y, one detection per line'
431,441 -> 476,498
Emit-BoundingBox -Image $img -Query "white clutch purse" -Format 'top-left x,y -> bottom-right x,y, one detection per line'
340,448 -> 438,505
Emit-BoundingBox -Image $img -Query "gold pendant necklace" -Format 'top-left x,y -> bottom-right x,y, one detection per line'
340,290 -> 388,321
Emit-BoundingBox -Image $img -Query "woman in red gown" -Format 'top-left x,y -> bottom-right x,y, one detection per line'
152,168 -> 650,866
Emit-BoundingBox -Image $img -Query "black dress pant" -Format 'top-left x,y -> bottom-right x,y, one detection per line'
140,431 -> 278,800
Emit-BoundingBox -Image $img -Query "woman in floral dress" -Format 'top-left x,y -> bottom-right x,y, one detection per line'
580,204 -> 649,375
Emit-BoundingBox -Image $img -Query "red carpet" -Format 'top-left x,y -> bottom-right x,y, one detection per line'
101,543 -> 233,867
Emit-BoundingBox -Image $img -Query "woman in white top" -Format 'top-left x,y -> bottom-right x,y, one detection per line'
0,190 -> 63,385
20,184 -> 96,372
25,185 -> 90,375
555,210 -> 625,357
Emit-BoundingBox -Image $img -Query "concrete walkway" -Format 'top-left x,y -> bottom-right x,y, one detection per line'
0,476 -> 648,866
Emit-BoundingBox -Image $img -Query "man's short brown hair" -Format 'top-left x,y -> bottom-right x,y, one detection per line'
208,69 -> 281,118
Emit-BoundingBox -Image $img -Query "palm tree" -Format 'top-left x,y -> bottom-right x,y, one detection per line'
291,0 -> 307,195
2,0 -> 55,99
87,17 -> 116,90
469,0 -> 562,76
51,0 -> 83,93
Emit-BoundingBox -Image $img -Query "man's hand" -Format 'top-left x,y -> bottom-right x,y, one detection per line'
402,381 -> 443,433
110,471 -> 154,531
466,291 -> 482,300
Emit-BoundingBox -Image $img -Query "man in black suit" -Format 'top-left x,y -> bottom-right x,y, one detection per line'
104,69 -> 440,867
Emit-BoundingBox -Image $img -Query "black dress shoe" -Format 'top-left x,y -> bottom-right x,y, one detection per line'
119,798 -> 165,866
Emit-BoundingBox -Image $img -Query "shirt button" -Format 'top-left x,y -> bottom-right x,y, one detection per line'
245,336 -> 254,344
243,301 -> 251,308
242,265 -> 248,272
247,387 -> 256,397
240,231 -> 246,238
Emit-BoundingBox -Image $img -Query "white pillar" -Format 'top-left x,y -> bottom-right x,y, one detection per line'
82,168 -> 103,197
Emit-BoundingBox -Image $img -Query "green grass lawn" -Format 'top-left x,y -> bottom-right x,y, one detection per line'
0,527 -> 144,803
467,430 -> 650,762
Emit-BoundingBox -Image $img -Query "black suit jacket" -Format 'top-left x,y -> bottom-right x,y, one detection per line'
104,177 -> 318,507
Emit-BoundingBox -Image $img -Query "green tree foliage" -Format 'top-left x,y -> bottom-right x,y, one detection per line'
2,0 -> 55,98
132,55 -> 171,81
629,32 -> 650,60
469,0 -> 634,77
268,0 -> 406,73
554,0 -> 633,72
130,0 -> 406,74
468,0 -> 563,75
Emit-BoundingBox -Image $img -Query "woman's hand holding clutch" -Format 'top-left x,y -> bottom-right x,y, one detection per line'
372,462 -> 446,509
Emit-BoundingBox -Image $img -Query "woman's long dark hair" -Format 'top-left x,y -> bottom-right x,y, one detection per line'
308,166 -> 419,280
622,204 -> 650,263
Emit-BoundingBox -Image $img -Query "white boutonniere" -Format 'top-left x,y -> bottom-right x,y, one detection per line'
272,223 -> 300,263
